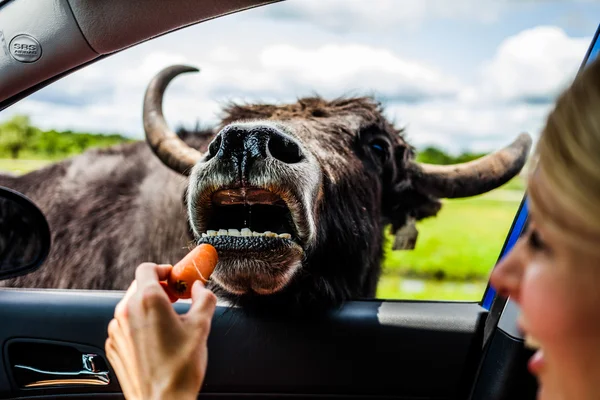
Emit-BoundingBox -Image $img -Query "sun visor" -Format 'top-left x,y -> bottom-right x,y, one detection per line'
66,0 -> 280,55
0,0 -> 97,106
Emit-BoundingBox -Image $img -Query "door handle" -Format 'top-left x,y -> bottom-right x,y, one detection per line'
13,353 -> 110,388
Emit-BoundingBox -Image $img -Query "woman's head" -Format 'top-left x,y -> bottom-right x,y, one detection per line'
490,56 -> 600,400
531,54 -> 600,246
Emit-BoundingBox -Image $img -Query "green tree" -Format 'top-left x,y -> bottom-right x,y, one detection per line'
0,115 -> 38,159
416,146 -> 454,165
72,134 -> 90,152
416,146 -> 489,165
454,151 -> 487,164
38,130 -> 61,156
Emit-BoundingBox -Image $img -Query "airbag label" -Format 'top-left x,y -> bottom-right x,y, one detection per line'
9,34 -> 41,63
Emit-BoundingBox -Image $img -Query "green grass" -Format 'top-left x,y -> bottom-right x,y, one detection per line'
377,182 -> 524,300
0,158 -> 54,174
501,175 -> 526,192
376,276 -> 488,301
381,190 -> 523,281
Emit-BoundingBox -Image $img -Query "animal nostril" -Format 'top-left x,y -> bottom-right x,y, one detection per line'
205,135 -> 222,161
268,133 -> 304,164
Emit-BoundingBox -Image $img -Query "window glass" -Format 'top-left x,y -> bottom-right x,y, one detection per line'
1,0 -> 598,302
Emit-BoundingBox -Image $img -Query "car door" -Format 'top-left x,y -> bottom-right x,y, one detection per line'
0,290 -> 488,399
2,1 -> 594,399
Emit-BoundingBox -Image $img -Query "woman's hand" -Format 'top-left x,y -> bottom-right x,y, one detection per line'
105,263 -> 217,400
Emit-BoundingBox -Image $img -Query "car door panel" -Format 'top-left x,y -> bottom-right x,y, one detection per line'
0,289 -> 487,399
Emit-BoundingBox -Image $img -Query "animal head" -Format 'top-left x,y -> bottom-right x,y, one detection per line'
143,65 -> 531,308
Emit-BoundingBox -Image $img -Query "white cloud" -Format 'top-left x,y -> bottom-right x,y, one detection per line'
1,21 -> 594,155
4,42 -> 461,138
392,26 -> 592,153
260,0 -> 504,32
387,101 -> 552,154
258,44 -> 461,99
471,26 -> 591,104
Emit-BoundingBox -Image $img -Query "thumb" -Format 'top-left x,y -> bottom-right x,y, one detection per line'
184,280 -> 217,333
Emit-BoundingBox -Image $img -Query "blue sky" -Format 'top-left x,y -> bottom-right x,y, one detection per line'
2,0 -> 599,153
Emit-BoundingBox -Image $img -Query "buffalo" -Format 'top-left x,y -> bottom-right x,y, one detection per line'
0,65 -> 531,310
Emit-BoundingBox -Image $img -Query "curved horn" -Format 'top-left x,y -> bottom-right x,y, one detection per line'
412,132 -> 533,198
143,65 -> 204,175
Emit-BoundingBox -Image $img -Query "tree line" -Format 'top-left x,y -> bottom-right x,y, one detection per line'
0,115 -> 132,159
0,114 -> 486,164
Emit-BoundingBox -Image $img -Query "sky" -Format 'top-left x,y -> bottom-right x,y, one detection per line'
2,0 -> 599,154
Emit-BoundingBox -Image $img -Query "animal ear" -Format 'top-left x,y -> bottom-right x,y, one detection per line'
383,180 -> 442,250
382,141 -> 443,250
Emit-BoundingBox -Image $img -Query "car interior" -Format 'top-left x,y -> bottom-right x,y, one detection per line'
1,1 -> 599,399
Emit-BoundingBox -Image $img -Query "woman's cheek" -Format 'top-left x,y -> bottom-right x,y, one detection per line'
519,264 -> 566,341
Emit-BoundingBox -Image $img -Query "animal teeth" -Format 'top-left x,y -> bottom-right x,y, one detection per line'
202,229 -> 293,238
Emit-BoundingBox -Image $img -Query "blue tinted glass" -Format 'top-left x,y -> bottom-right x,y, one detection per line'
482,24 -> 600,310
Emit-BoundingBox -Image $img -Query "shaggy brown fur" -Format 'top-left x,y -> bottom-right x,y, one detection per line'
1,96 -> 455,309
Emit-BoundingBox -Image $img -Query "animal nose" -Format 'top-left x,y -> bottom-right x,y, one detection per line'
207,124 -> 304,165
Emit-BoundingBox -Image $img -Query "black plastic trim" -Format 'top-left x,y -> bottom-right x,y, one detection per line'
468,329 -> 538,400
0,289 -> 487,399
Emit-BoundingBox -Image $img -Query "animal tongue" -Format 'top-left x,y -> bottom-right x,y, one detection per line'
212,188 -> 283,206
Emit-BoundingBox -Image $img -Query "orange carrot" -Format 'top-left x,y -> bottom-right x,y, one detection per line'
160,281 -> 180,303
166,244 -> 218,300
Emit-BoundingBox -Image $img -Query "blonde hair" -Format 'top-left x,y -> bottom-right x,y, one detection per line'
529,55 -> 600,245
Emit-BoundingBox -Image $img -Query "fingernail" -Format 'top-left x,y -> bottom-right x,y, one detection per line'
192,280 -> 204,293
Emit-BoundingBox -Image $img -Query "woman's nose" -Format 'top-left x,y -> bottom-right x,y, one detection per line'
489,240 -> 526,301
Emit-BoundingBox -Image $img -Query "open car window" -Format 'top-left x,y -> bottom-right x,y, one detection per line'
0,0 -> 598,306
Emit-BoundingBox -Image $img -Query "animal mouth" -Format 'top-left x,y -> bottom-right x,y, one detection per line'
200,187 -> 300,244
195,187 -> 305,295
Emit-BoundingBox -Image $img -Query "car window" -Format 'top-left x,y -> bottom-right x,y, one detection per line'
0,0 -> 597,303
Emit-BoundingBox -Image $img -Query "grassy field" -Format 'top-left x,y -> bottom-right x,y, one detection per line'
381,190 -> 523,280
1,157 -> 525,302
377,181 -> 523,300
0,158 -> 53,174
376,276 -> 488,301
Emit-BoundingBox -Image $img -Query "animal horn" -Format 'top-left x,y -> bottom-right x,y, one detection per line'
412,132 -> 532,198
143,65 -> 204,175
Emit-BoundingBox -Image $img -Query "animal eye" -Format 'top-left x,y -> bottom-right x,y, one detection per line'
369,139 -> 389,163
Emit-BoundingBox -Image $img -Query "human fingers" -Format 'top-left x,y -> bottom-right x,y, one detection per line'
107,318 -> 131,363
114,280 -> 138,321
131,263 -> 176,316
105,337 -> 138,400
135,263 -> 172,289
160,281 -> 180,303
185,281 -> 217,336
107,319 -> 145,398
114,263 -> 172,319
